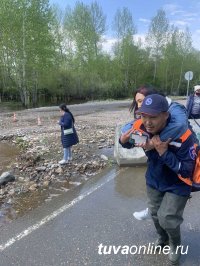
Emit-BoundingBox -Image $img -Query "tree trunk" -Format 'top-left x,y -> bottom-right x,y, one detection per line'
153,59 -> 157,82
177,58 -> 184,95
32,71 -> 38,107
21,10 -> 28,107
165,63 -> 168,92
170,72 -> 174,95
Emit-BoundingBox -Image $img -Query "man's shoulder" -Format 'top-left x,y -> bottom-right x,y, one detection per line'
169,101 -> 186,111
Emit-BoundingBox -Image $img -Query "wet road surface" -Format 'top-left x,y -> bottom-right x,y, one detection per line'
0,166 -> 200,266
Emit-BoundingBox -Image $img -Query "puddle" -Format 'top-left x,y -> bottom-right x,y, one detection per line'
0,142 -> 20,174
0,202 -> 17,226
97,146 -> 114,158
0,146 -> 113,227
0,178 -> 80,228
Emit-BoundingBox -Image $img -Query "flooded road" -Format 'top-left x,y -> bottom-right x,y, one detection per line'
0,176 -> 81,228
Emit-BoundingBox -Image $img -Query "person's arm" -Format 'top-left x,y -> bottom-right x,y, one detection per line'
160,103 -> 188,142
59,113 -> 71,128
154,135 -> 195,178
119,138 -> 134,149
186,96 -> 190,110
186,95 -> 194,118
58,116 -> 64,126
119,128 -> 135,149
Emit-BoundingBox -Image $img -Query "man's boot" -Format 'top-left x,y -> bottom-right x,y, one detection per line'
153,221 -> 169,248
155,234 -> 169,248
168,243 -> 181,265
168,231 -> 181,265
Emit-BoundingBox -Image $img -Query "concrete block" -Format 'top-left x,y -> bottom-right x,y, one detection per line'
114,125 -> 147,166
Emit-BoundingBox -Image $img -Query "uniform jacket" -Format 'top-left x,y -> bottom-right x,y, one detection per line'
59,112 -> 79,148
120,116 -> 196,196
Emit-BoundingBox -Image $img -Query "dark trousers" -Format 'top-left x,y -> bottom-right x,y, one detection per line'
146,185 -> 189,244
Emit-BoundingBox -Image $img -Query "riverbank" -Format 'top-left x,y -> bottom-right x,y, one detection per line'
0,101 -> 133,218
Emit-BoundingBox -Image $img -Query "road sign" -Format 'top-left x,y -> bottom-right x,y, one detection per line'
185,71 -> 194,97
185,71 -> 193,81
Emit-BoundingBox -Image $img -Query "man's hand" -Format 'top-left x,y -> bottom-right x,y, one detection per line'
136,139 -> 154,150
151,135 -> 171,156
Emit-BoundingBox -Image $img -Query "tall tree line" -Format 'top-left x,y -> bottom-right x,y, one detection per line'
0,1 -> 200,107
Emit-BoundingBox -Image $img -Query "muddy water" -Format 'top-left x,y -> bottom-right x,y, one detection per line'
0,142 -> 20,174
0,137 -> 115,228
0,142 -> 20,226
0,140 -> 83,227
0,178 -> 79,228
0,142 -> 146,227
0,163 -> 147,228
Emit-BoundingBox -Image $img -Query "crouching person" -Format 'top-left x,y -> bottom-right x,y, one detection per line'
120,94 -> 196,264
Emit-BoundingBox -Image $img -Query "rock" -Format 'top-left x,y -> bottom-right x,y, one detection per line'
29,184 -> 38,191
36,166 -> 46,172
92,161 -> 99,166
55,167 -> 63,174
43,180 -> 50,187
50,164 -> 59,169
98,146 -> 104,149
8,189 -> 15,195
0,172 -> 15,186
18,176 -> 26,182
100,154 -> 108,161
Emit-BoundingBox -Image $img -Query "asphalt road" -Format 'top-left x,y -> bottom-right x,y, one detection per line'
0,166 -> 200,266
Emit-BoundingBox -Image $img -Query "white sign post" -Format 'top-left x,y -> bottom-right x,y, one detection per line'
184,71 -> 193,97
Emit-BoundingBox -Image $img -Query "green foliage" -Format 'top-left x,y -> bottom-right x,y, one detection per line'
0,2 -> 200,105
15,137 -> 29,150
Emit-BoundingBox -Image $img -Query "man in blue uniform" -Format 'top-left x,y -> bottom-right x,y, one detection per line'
120,94 -> 196,264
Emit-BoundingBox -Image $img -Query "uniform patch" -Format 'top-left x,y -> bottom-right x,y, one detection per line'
189,146 -> 196,160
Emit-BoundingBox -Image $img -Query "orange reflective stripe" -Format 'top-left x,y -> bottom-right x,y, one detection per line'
132,119 -> 143,130
132,119 -> 145,134
178,175 -> 192,186
179,129 -> 192,142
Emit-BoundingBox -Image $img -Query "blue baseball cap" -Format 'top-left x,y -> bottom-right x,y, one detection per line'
137,94 -> 169,116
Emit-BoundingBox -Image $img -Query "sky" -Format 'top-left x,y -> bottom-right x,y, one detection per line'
49,0 -> 200,52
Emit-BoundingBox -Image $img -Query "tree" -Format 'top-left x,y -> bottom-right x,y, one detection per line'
0,0 -> 56,107
112,7 -> 137,94
63,1 -> 106,98
162,26 -> 192,94
146,9 -> 169,83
